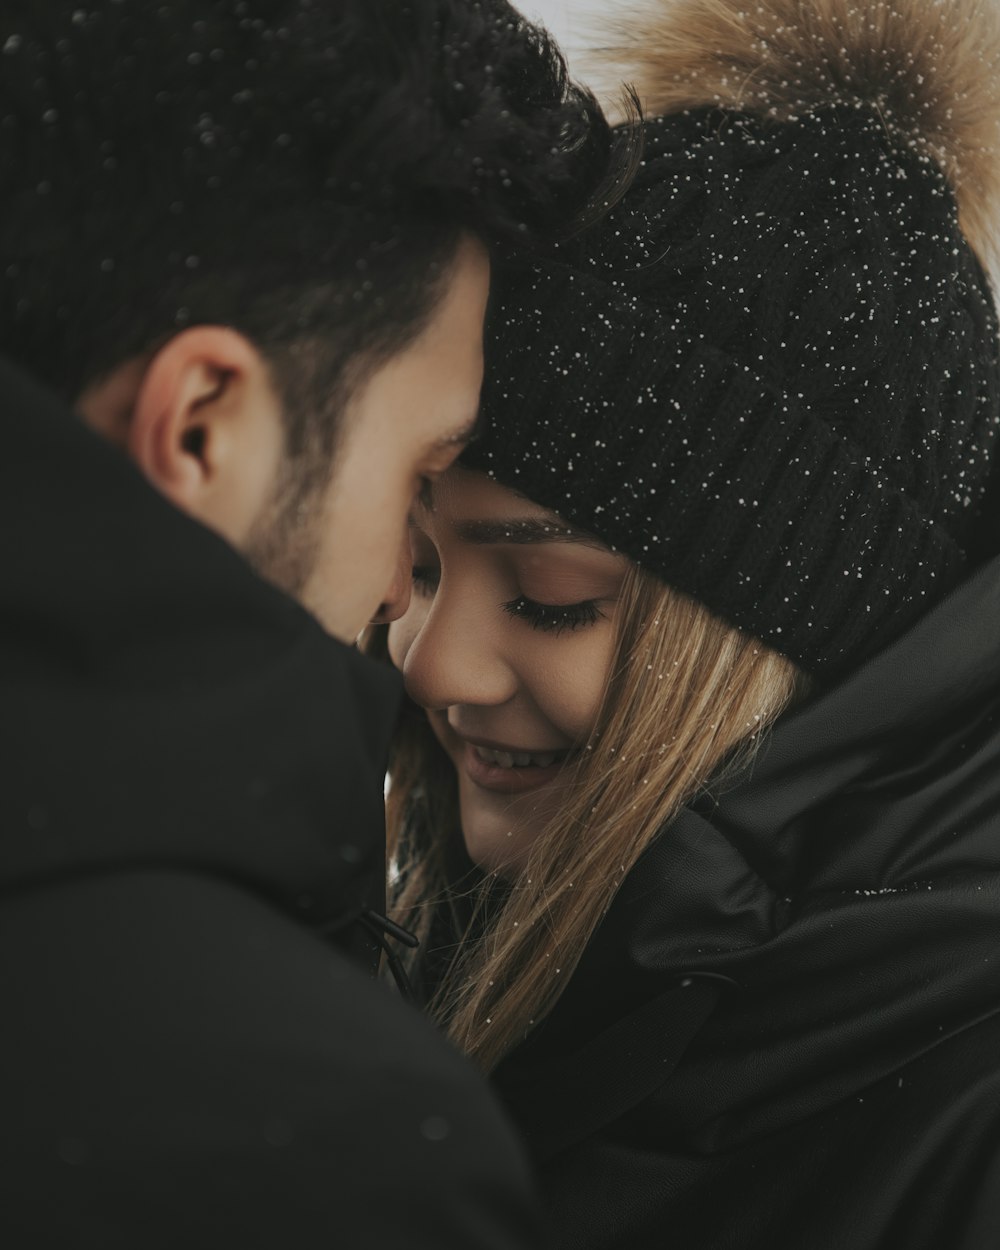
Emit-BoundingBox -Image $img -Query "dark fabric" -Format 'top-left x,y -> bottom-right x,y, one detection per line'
468,106 -> 1000,678
490,553 -> 1000,1248
0,357 -> 539,1249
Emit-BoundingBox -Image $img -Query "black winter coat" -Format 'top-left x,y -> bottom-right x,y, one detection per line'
492,554 -> 1000,1249
0,359 -> 538,1249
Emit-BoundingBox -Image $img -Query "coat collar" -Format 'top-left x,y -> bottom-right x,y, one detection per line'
494,554 -> 1000,1159
0,355 -> 400,933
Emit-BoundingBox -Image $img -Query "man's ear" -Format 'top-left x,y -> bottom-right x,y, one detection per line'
84,327 -> 288,548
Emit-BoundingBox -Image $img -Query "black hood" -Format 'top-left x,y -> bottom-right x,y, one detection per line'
495,550 -> 1000,1158
0,356 -> 400,933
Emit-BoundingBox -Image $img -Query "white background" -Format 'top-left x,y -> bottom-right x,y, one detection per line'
516,0 -> 637,107
517,0 -> 602,70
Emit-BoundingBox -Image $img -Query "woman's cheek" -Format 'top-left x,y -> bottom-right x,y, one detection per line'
526,626 -> 617,742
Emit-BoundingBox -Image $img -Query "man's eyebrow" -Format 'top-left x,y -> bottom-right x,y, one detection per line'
455,518 -> 607,550
431,411 -> 482,451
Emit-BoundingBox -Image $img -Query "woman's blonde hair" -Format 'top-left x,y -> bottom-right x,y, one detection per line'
378,564 -> 806,1073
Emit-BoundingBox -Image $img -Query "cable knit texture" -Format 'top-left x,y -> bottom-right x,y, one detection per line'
468,98 -> 1000,676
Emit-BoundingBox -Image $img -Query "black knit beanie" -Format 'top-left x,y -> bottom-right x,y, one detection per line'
464,0 -> 1000,678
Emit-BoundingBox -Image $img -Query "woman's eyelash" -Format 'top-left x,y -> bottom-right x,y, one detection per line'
409,570 -> 604,634
502,595 -> 602,634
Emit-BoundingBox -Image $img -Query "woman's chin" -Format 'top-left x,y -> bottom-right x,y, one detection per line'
457,778 -> 550,876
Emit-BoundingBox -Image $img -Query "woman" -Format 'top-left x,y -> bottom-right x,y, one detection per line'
375,0 -> 1000,1245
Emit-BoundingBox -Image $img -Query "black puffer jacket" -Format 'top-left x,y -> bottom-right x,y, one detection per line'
0,358 -> 538,1249
492,555 -> 1000,1249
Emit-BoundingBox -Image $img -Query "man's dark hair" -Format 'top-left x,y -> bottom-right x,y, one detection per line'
0,0 -> 625,468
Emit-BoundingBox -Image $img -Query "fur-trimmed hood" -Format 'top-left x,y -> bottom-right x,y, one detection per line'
592,0 -> 1000,275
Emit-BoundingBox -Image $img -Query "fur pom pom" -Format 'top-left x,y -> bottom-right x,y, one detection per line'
593,0 -> 1000,273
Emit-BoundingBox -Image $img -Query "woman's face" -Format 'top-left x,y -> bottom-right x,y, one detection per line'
387,466 -> 629,873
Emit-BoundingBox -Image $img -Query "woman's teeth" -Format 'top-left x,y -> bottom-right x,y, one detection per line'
473,746 -> 561,769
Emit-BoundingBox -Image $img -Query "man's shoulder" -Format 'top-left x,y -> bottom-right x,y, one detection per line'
0,868 -> 538,1249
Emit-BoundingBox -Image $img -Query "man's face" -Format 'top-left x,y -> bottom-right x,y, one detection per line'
296,237 -> 490,640
253,236 -> 491,641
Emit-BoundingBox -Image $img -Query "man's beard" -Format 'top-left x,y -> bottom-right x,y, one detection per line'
242,455 -> 327,601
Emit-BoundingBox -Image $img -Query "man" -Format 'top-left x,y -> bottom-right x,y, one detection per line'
0,2 -> 623,1244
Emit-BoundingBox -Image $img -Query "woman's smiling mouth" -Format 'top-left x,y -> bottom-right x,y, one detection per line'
472,745 -> 563,769
455,735 -> 577,794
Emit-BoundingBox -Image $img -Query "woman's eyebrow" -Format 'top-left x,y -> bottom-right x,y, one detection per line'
455,518 -> 606,549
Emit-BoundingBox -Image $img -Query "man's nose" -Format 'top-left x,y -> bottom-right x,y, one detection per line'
370,536 -> 412,626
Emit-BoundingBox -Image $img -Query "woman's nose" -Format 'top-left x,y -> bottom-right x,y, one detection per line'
400,587 -> 518,712
370,535 -> 412,626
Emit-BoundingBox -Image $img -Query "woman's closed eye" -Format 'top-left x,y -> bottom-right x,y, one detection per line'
503,595 -> 603,634
411,563 -> 605,635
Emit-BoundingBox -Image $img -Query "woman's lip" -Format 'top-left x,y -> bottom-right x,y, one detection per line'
459,741 -> 574,795
456,733 -> 570,756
